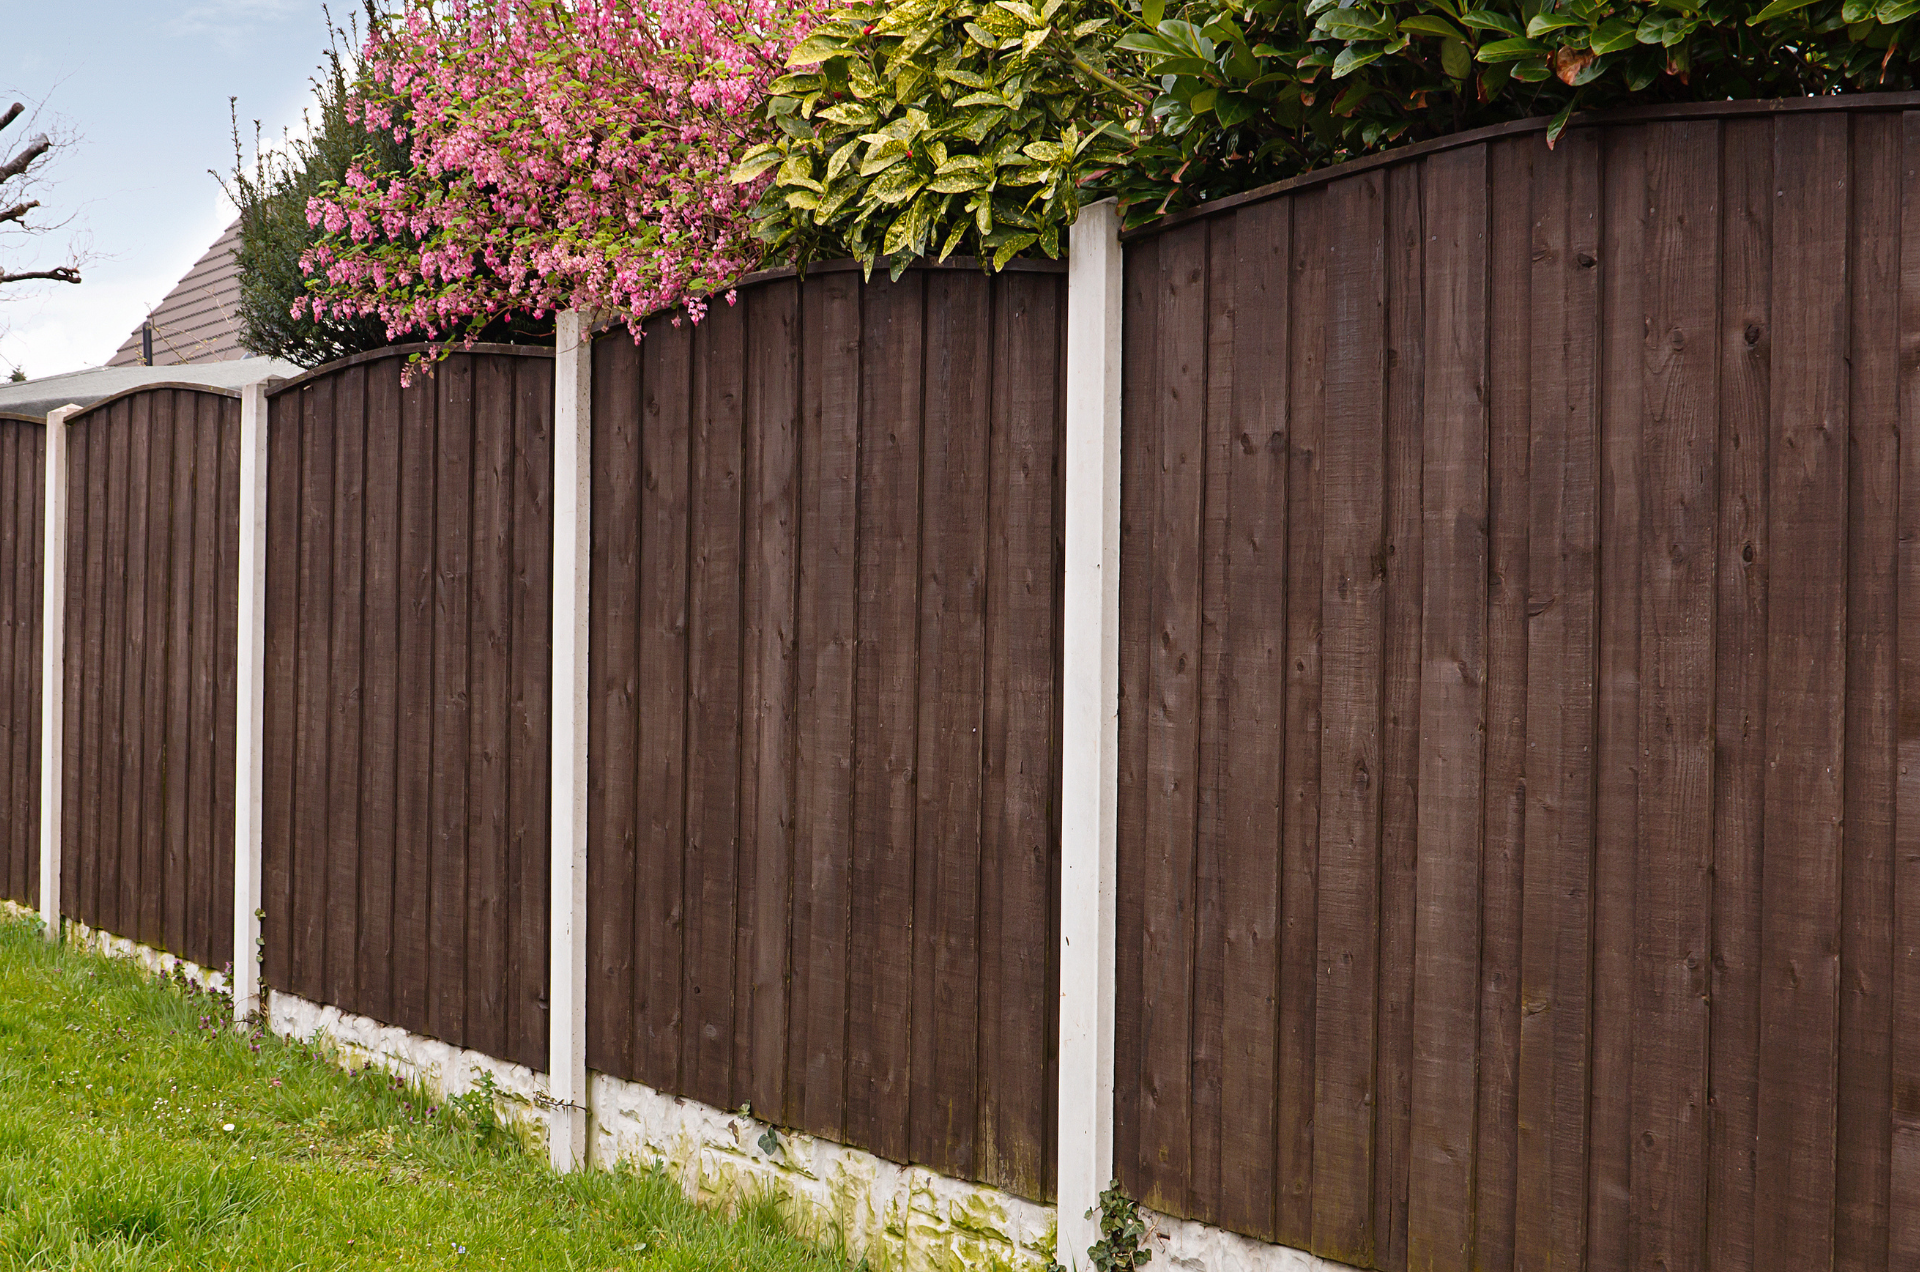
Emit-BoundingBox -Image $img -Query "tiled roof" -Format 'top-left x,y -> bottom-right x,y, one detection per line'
107,219 -> 246,367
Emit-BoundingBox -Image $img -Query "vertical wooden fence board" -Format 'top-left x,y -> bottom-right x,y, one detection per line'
429,358 -> 475,1048
0,426 -> 20,904
359,358 -> 403,1024
189,396 -> 223,964
1405,144 -> 1490,1272
391,369 -> 438,1034
846,272 -> 923,1167
1,424 -> 20,905
0,429 -> 16,904
1474,137 -> 1531,1272
1115,235 -> 1159,1200
792,274 -> 861,1138
1313,170 -> 1389,1266
1893,109 -> 1920,1272
138,398 -> 175,951
1137,221 -> 1207,1217
1707,115 -> 1774,1272
737,280 -> 800,1123
1190,215 -> 1236,1230
115,396 -> 151,943
1215,198 -> 1291,1246
1514,124 -> 1604,1272
979,269 -> 1064,1200
1278,191 -> 1327,1249
1835,111 -> 1900,1272
1373,164 -> 1424,1272
97,401 -> 130,938
684,301 -> 746,1111
637,315 -> 691,1092
588,335 -> 641,1078
64,417 -> 94,926
465,357 -> 513,1062
16,426 -> 42,905
27,429 -> 41,906
262,397 -> 299,989
909,269 -> 990,1180
213,398 -> 239,970
327,366 -> 367,1011
1754,111 -> 1851,1272
508,358 -> 553,1070
1589,123 -> 1648,1272
1631,117 -> 1722,1272
290,379 -> 334,999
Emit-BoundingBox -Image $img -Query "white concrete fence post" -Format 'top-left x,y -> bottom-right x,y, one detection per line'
549,309 -> 594,1171
1057,198 -> 1126,1267
233,377 -> 278,1022
37,404 -> 76,940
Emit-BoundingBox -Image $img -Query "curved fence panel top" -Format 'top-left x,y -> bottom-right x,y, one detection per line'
261,344 -> 556,1072
1115,98 -> 1920,1270
59,384 -> 239,970
586,259 -> 1066,1201
0,414 -> 42,911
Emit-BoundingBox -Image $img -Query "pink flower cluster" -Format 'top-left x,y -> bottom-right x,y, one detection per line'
299,0 -> 819,344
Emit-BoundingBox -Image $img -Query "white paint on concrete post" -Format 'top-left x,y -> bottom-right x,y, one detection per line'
1058,198 -> 1125,1268
549,309 -> 594,1171
37,405 -> 75,940
233,378 -> 279,1022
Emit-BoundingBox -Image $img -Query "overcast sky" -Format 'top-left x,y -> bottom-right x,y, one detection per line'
3,1 -> 337,380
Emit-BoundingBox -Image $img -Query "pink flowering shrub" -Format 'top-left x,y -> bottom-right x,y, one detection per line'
299,0 -> 822,347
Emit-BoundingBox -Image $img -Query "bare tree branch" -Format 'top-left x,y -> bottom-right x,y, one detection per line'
0,134 -> 50,186
0,103 -> 21,135
0,267 -> 80,285
0,200 -> 38,226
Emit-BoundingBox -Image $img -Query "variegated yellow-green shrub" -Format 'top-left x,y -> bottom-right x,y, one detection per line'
729,0 -> 1143,276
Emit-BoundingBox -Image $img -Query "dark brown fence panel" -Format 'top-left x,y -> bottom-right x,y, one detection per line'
0,415 -> 42,909
1116,102 -> 1920,1271
261,347 -> 553,1072
55,387 -> 236,969
586,261 -> 1064,1202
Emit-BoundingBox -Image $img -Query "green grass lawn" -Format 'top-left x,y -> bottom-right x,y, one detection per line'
0,914 -> 859,1271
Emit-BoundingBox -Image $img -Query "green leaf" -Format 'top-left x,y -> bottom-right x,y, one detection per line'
1877,0 -> 1920,19
1546,93 -> 1579,146
767,73 -> 824,95
939,220 -> 970,261
1589,17 -> 1639,50
819,103 -> 880,127
870,165 -> 928,203
1114,30 -> 1177,53
826,138 -> 862,181
1399,14 -> 1471,39
729,144 -> 782,183
1526,12 -> 1587,34
992,233 -> 1038,270
1441,35 -> 1474,76
787,34 -> 847,66
1460,8 -> 1526,34
1476,35 -> 1549,59
1143,0 -> 1166,27
1318,6 -> 1397,38
929,173 -> 991,191
1188,87 -> 1220,111
1747,0 -> 1821,21
1331,44 -> 1387,75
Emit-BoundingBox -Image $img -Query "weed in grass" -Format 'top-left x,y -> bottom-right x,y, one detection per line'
0,915 -> 864,1271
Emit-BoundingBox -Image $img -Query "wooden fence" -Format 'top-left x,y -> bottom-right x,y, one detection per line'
56,386 -> 237,971
585,261 -> 1066,1201
260,347 -> 555,1073
19,93 -> 1920,1272
1113,100 -> 1920,1272
0,414 -> 41,909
